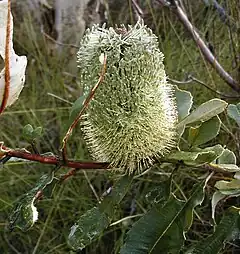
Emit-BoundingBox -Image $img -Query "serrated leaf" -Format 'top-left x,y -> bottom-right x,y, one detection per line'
188,207 -> 240,254
227,103 -> 240,126
8,172 -> 54,231
69,95 -> 85,123
178,99 -> 227,128
175,86 -> 193,121
68,176 -> 133,250
217,148 -> 236,164
188,116 -> 221,147
120,176 -> 210,254
68,207 -> 110,251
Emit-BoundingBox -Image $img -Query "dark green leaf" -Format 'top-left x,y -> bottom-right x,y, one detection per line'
120,176 -> 210,254
68,207 -> 110,251
100,175 -> 133,217
145,179 -> 172,205
8,172 -> 54,231
68,176 -> 133,250
188,207 -> 240,254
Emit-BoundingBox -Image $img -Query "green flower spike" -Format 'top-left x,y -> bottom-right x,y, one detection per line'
78,21 -> 177,174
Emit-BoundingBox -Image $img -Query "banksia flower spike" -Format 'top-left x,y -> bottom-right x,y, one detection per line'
78,21 -> 177,174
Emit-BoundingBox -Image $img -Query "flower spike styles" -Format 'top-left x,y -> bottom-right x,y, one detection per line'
78,21 -> 177,174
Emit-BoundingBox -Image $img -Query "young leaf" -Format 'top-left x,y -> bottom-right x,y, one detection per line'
22,124 -> 34,140
227,103 -> 240,126
68,176 -> 133,251
120,176 -> 210,254
188,207 -> 240,254
188,116 -> 221,147
178,99 -> 227,128
32,126 -> 43,139
175,86 -> 193,121
8,172 -> 54,231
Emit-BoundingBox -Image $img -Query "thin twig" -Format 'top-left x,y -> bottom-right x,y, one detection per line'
61,55 -> 107,162
132,0 -> 144,20
42,31 -> 79,49
0,0 -> 11,114
168,76 -> 240,99
166,0 -> 240,93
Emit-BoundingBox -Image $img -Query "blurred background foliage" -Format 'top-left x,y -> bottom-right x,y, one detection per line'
0,0 -> 239,253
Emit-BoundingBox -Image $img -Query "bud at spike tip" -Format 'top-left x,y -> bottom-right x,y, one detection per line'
77,21 -> 178,174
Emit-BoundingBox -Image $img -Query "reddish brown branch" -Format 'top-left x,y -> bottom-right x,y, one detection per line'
61,55 -> 107,161
0,0 -> 11,114
3,146 -> 109,170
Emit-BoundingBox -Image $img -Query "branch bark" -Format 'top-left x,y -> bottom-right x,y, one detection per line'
1,145 -> 108,170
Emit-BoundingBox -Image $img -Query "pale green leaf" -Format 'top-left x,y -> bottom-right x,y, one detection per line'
211,191 -> 226,223
167,145 -> 224,165
32,126 -> 43,139
227,103 -> 240,126
188,116 -> 221,147
22,124 -> 34,140
215,179 -> 240,190
175,86 -> 193,121
178,99 -> 227,127
212,163 -> 240,172
217,148 -> 236,164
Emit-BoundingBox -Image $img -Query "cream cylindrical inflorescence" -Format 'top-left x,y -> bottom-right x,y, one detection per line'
77,21 -> 177,174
